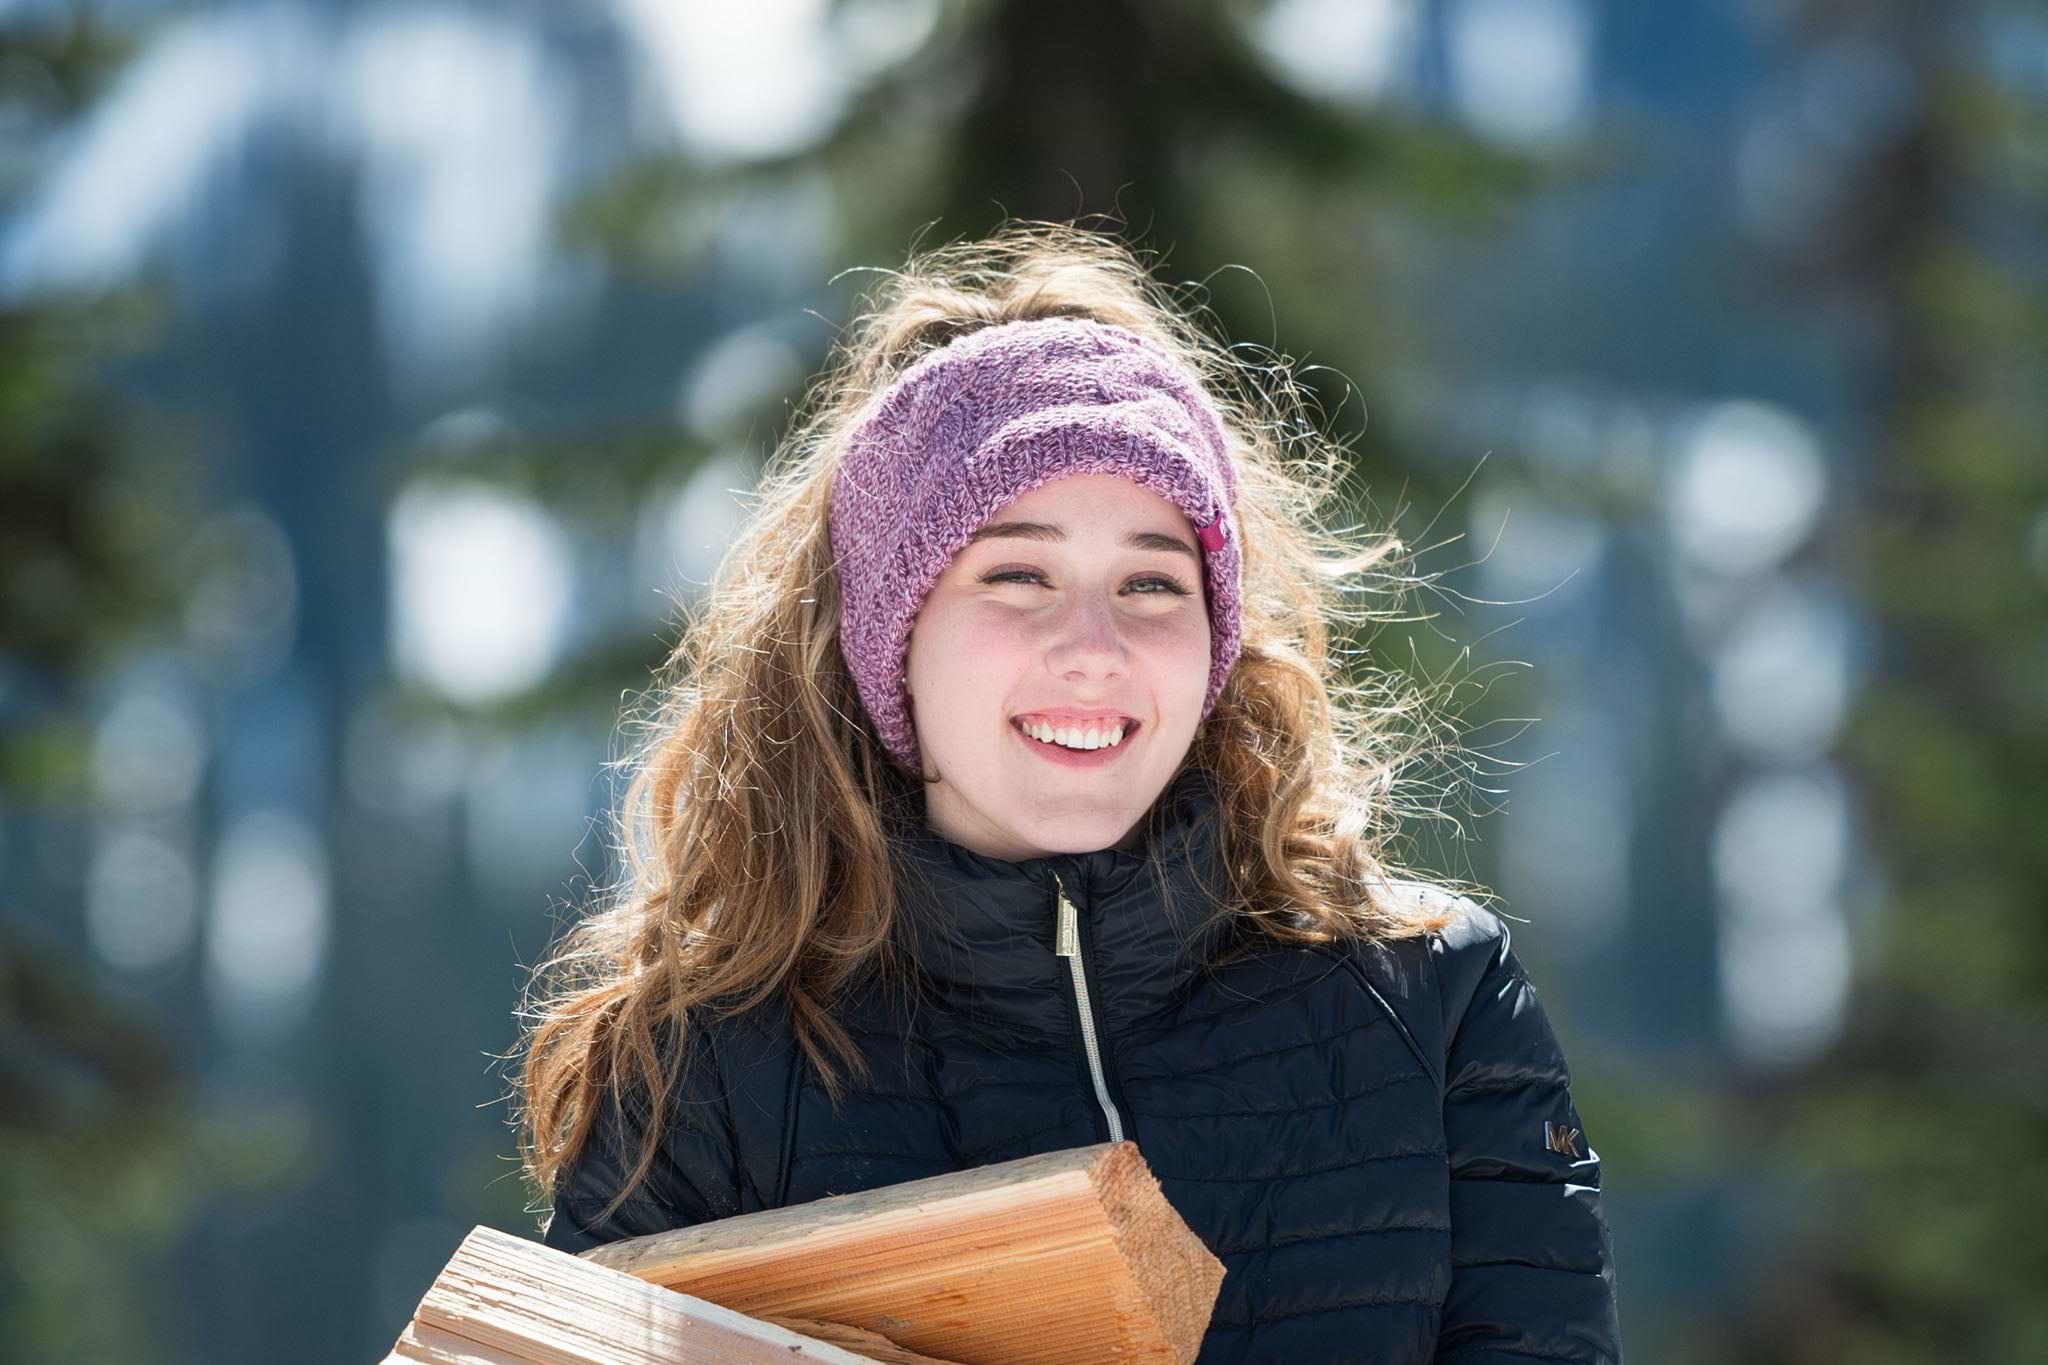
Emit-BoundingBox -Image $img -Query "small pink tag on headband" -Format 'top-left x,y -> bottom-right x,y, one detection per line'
1197,518 -> 1228,552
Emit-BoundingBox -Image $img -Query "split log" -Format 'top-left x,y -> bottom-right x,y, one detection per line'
576,1140 -> 1222,1365
378,1223 -> 948,1364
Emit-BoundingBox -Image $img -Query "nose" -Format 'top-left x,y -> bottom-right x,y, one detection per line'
1045,591 -> 1129,685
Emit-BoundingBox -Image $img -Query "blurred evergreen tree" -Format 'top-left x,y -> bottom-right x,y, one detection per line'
0,11 -> 277,1361
1704,3 -> 2048,1361
422,0 -> 1598,795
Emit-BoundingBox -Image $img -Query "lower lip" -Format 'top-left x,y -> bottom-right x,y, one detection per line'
1013,720 -> 1138,769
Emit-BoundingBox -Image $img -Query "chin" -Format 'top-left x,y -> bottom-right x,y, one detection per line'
1012,799 -> 1139,844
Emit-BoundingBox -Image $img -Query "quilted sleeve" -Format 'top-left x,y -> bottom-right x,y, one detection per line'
1434,907 -> 1623,1364
540,1023 -> 743,1254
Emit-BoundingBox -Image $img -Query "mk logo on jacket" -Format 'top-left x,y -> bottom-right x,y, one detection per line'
1544,1120 -> 1582,1159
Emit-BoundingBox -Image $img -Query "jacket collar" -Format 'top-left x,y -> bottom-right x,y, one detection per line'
885,765 -> 1240,1037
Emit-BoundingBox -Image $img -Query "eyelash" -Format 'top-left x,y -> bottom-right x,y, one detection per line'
980,568 -> 1193,597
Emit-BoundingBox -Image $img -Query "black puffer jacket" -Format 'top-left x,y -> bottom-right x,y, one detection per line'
543,768 -> 1623,1363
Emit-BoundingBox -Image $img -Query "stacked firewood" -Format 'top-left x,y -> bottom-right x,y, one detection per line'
380,1141 -> 1223,1365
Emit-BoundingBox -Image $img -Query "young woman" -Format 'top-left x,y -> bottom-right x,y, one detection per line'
514,225 -> 1623,1363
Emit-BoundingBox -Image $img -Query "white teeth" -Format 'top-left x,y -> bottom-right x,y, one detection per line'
1022,720 -> 1128,751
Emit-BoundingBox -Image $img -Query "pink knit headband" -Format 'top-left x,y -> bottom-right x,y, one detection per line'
828,316 -> 1243,776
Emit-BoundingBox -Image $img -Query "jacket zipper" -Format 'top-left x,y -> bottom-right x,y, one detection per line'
1051,871 -> 1126,1143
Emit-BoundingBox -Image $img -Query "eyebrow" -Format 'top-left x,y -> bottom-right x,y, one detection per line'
966,520 -> 1200,561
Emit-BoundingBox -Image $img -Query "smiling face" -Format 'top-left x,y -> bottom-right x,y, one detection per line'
904,472 -> 1212,861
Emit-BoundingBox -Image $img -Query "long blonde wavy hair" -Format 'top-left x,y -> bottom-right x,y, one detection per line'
512,220 -> 1481,1229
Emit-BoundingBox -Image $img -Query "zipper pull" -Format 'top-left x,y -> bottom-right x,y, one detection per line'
1053,875 -> 1079,958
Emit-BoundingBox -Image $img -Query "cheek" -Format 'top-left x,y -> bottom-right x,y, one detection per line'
1155,620 -> 1214,702
907,604 -> 1021,699
1127,592 -> 1210,643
